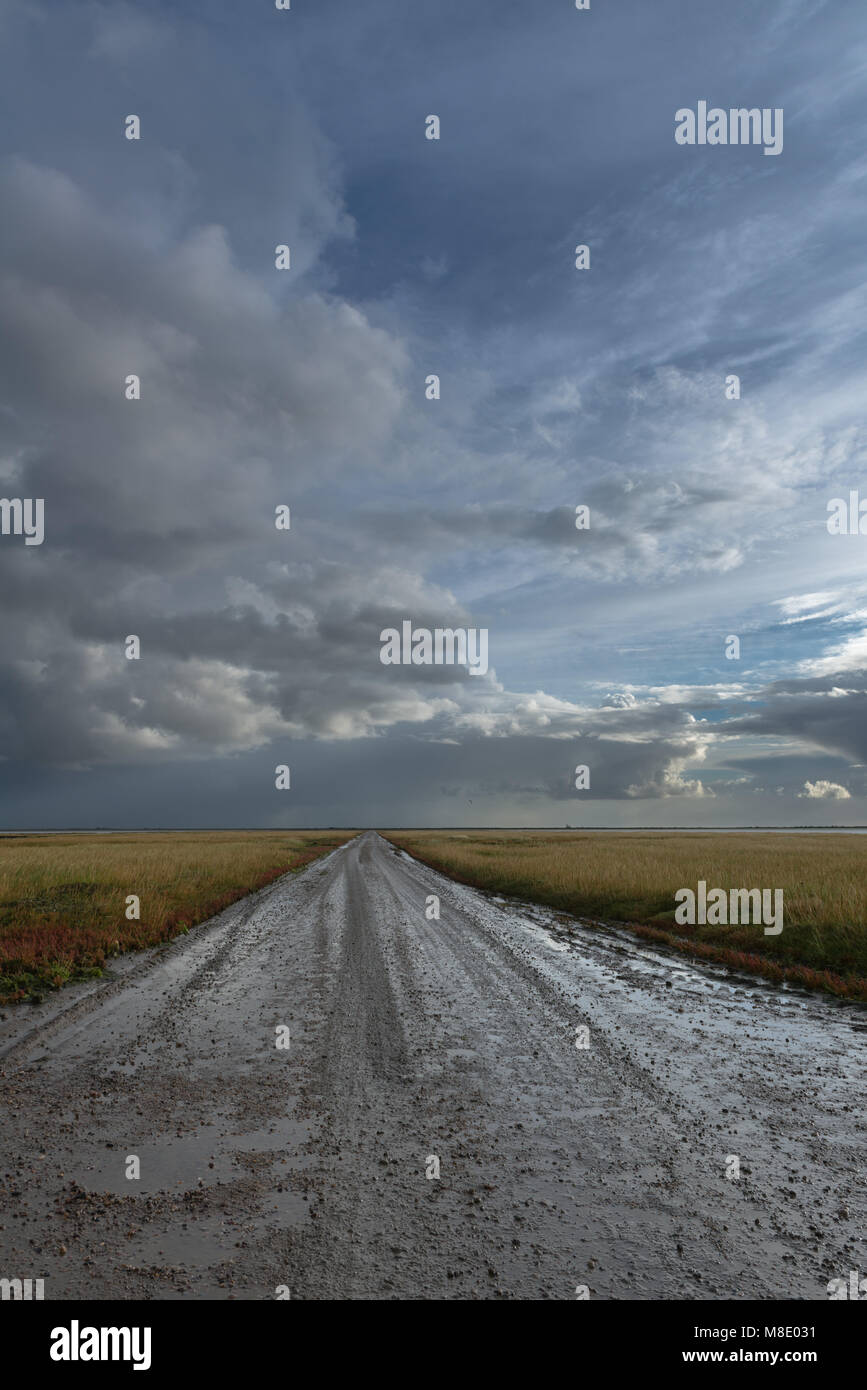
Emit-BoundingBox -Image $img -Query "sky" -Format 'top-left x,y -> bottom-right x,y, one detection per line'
0,0 -> 865,828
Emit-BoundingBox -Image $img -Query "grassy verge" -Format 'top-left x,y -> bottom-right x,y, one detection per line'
382,830 -> 867,1002
0,830 -> 356,1004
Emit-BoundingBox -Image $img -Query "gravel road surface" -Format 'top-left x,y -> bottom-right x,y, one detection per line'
0,830 -> 863,1300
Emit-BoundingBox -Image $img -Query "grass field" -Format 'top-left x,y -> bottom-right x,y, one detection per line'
0,830 -> 356,1004
383,830 -> 867,1002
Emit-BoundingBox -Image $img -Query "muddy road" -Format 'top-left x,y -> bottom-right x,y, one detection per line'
0,830 -> 863,1300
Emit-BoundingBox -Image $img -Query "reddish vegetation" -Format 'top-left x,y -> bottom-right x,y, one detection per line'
0,834 -> 353,1003
0,868 -> 289,1002
625,922 -> 865,1002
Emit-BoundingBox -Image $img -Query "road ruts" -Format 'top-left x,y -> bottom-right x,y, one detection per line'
0,830 -> 863,1299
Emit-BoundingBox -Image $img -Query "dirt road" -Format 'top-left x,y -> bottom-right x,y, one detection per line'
0,830 -> 863,1299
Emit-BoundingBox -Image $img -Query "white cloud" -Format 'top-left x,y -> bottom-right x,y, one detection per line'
798,779 -> 851,799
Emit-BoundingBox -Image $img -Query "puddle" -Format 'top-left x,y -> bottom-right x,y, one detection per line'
120,1226 -> 236,1268
78,1114 -> 314,1195
80,1125 -> 233,1193
255,1184 -> 310,1227
523,923 -> 569,953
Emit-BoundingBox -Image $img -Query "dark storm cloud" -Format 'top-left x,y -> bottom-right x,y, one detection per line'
722,676 -> 867,765
0,0 -> 865,825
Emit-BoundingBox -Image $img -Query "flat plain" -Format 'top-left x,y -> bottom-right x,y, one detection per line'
383,830 -> 867,1001
0,830 -> 355,1003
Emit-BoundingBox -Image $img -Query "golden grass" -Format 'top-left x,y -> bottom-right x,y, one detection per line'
0,830 -> 356,1003
383,830 -> 867,1001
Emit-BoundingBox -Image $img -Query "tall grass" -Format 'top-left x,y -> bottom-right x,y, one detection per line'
0,830 -> 355,1003
383,831 -> 867,1001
